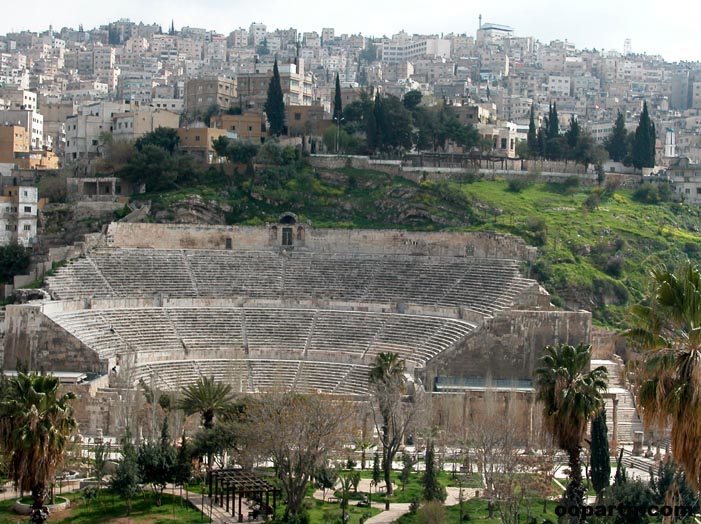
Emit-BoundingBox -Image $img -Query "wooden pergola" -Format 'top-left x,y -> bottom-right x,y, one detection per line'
209,469 -> 280,522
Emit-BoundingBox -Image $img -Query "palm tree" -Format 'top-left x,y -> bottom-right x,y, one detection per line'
369,352 -> 412,497
176,376 -> 236,430
176,376 -> 235,475
0,373 -> 77,523
625,262 -> 701,491
533,343 -> 607,517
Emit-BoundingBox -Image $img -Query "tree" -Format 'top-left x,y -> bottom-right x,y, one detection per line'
176,376 -> 235,430
0,373 -> 77,522
589,408 -> 610,498
526,105 -> 538,158
605,111 -> 629,163
173,432 -> 192,494
533,343 -> 607,522
265,59 -> 285,136
245,392 -> 353,519
111,433 -> 140,516
372,452 -> 381,487
403,90 -> 422,110
422,440 -> 446,502
565,115 -> 581,160
333,73 -> 343,123
400,454 -> 414,491
137,418 -> 176,506
92,442 -> 108,497
649,457 -> 699,514
631,101 -> 656,169
0,243 -> 31,284
369,352 -> 416,496
176,376 -> 235,475
625,262 -> 701,490
134,127 -> 180,154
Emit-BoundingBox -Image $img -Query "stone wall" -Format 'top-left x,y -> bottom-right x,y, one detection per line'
423,309 -> 591,387
309,155 -> 642,189
3,303 -> 106,373
104,222 -> 537,261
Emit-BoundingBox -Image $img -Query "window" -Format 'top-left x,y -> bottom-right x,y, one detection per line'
24,206 -> 31,213
23,225 -> 30,231
195,135 -> 200,141
5,225 -> 11,231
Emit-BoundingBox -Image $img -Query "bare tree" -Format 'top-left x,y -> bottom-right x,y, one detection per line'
369,352 -> 419,497
244,392 -> 355,519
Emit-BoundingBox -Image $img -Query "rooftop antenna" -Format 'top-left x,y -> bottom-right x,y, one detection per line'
479,14 -> 482,30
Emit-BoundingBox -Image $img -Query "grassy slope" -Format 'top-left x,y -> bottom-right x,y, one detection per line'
142,167 -> 701,328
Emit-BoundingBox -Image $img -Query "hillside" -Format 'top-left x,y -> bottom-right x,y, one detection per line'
133,165 -> 701,327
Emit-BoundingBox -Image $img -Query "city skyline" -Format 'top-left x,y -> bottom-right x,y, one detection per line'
3,0 -> 700,63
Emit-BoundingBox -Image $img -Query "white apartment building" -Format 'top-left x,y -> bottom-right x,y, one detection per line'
0,186 -> 38,247
249,23 -> 267,47
229,29 -> 248,48
547,76 -> 571,97
65,101 -> 129,161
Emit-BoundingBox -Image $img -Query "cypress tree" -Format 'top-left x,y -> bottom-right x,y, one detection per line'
264,59 -> 285,136
632,101 -> 655,169
590,409 -> 610,497
372,452 -> 381,486
333,73 -> 343,123
547,102 -> 559,139
527,105 -> 537,157
605,111 -> 629,163
422,441 -> 446,502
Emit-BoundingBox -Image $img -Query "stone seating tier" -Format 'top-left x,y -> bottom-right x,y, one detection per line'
46,307 -> 476,366
46,249 -> 536,314
127,359 -> 372,395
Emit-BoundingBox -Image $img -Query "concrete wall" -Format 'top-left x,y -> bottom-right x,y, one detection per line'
3,303 -> 105,373
104,222 -> 537,261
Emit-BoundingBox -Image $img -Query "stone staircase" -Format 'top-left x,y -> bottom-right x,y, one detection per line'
592,359 -> 644,444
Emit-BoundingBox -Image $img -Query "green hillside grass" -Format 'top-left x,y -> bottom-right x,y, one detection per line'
141,167 -> 701,328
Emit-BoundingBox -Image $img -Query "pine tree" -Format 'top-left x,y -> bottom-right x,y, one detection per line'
527,105 -> 538,158
333,73 -> 343,123
590,409 -> 610,497
372,452 -> 381,487
422,441 -> 446,502
264,59 -> 285,136
605,111 -> 629,162
632,101 -> 656,169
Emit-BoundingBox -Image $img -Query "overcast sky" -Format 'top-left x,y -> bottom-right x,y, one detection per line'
3,0 -> 700,63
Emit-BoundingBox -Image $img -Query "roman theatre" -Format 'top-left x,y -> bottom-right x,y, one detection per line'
1,215 -> 637,444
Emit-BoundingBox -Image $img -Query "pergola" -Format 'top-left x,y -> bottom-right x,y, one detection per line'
209,469 -> 281,522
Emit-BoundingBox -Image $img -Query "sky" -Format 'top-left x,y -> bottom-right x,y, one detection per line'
3,0 -> 701,63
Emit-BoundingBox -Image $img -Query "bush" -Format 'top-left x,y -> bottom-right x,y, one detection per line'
633,182 -> 670,204
605,256 -> 625,278
506,178 -> 530,193
417,501 -> 447,524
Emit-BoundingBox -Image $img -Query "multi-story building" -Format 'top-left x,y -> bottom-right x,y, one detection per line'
0,109 -> 44,149
668,157 -> 701,205
177,126 -> 227,163
64,101 -> 129,161
249,23 -> 267,47
112,107 -> 180,141
0,87 -> 37,110
184,76 -> 237,117
210,113 -> 266,141
0,186 -> 38,246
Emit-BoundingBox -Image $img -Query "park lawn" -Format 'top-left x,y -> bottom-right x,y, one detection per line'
307,497 -> 380,524
343,470 -> 482,504
0,490 -> 205,524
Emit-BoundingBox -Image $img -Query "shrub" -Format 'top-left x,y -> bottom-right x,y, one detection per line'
605,256 -> 625,278
417,501 -> 447,524
507,178 -> 530,193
